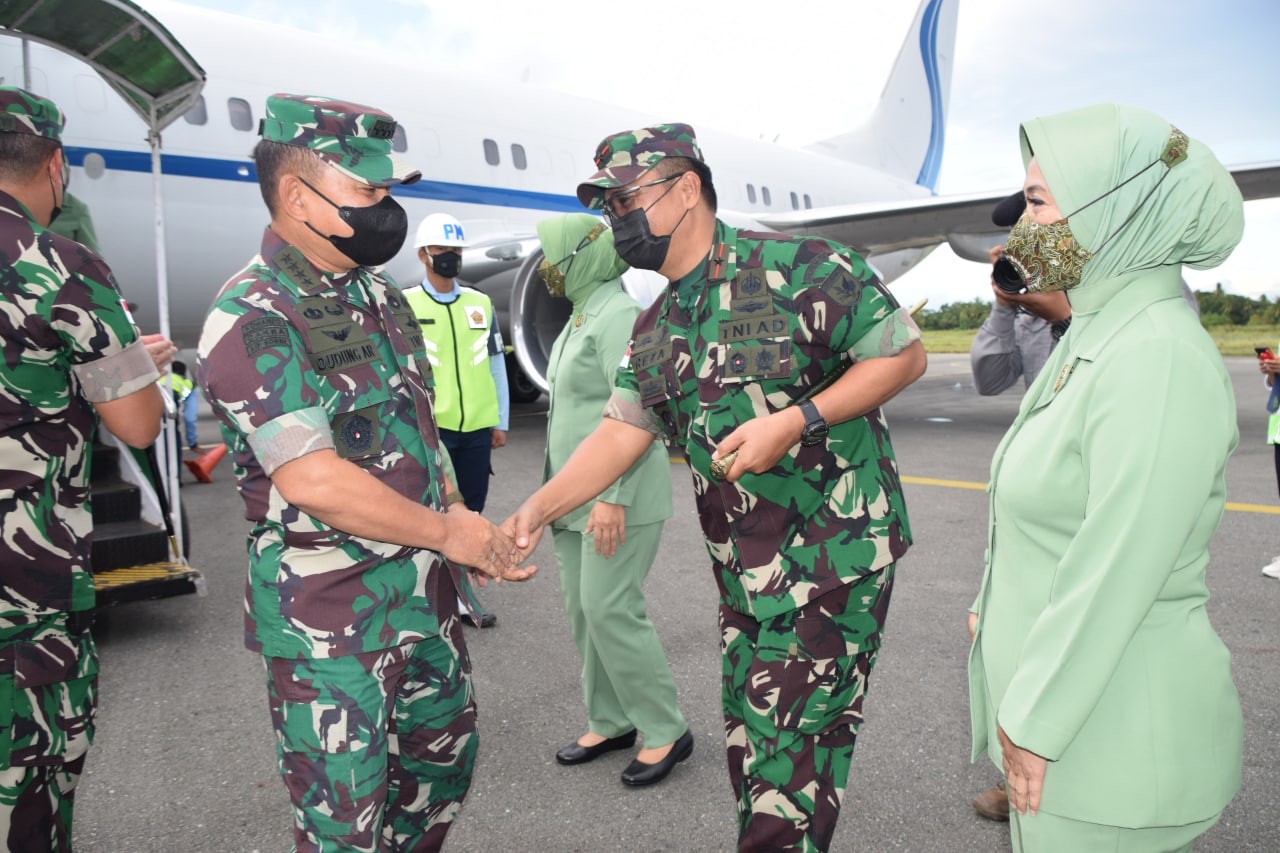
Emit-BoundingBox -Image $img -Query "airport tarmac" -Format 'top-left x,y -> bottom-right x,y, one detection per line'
72,353 -> 1279,852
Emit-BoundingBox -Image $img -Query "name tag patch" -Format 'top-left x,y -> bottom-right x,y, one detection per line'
718,312 -> 788,344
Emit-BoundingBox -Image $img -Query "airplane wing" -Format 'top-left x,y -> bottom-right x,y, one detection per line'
754,161 -> 1280,264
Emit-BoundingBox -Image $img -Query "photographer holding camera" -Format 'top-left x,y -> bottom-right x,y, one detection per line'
970,192 -> 1072,396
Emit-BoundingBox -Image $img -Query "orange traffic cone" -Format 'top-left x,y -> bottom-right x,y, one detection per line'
185,443 -> 227,484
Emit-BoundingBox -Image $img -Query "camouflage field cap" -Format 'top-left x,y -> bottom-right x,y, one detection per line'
0,86 -> 64,142
576,123 -> 703,210
259,93 -> 420,187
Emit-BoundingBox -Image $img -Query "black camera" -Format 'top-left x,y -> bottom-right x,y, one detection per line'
991,255 -> 1026,294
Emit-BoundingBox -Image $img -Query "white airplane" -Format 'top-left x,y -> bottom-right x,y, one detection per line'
2,0 -> 1276,397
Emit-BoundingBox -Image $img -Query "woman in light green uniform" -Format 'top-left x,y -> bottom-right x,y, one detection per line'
969,104 -> 1245,852
536,214 -> 689,786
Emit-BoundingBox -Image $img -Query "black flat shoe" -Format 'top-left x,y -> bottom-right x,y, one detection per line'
555,730 -> 638,766
460,610 -> 497,628
620,730 -> 693,786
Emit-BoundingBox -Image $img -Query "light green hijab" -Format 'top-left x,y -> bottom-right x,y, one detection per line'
535,213 -> 630,306
1019,104 -> 1244,294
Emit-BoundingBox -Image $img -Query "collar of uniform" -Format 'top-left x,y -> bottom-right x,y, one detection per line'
420,277 -> 461,303
0,187 -> 35,225
702,219 -> 739,284
577,278 -> 623,317
260,227 -> 358,296
1068,266 -> 1185,362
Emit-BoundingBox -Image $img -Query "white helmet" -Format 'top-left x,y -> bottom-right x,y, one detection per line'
414,213 -> 469,249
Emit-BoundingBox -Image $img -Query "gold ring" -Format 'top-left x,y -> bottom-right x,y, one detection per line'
710,449 -> 738,481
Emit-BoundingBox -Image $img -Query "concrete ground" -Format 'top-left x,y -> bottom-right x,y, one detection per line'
72,354 -> 1279,852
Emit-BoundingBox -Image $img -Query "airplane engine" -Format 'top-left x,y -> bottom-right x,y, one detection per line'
508,248 -> 666,395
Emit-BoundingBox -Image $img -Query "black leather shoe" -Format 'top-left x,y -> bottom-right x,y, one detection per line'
620,730 -> 693,786
460,610 -> 497,628
555,730 -> 637,766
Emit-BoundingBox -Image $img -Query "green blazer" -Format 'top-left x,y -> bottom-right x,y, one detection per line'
543,282 -> 672,532
969,268 -> 1242,828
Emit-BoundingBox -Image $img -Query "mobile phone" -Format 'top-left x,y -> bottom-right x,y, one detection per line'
1256,346 -> 1276,360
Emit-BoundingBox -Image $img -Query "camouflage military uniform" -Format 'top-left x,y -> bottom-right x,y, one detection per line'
610,218 -> 918,851
0,87 -> 157,851
196,94 -> 475,852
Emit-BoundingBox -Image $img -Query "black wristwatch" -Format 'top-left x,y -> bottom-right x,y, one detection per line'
797,399 -> 829,447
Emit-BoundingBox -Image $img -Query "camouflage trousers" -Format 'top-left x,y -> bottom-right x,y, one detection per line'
0,619 -> 98,853
264,624 -> 476,853
719,564 -> 895,853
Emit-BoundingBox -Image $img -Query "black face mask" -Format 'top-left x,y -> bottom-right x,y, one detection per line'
47,154 -> 68,226
300,178 -> 408,267
47,171 -> 63,226
431,250 -> 462,279
609,178 -> 689,272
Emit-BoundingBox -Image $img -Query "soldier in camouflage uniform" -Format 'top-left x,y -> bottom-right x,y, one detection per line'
509,124 -> 925,852
195,94 -> 530,853
0,86 -> 165,851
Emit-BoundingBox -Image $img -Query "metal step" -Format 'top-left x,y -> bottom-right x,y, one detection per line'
93,561 -> 203,609
92,518 -> 170,571
91,476 -> 142,525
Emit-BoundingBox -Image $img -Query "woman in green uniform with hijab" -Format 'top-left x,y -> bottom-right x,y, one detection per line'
968,104 -> 1245,851
536,213 -> 691,786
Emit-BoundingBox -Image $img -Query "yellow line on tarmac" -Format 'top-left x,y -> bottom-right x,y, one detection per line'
901,475 -> 987,491
903,475 -> 1280,514
1225,502 -> 1280,515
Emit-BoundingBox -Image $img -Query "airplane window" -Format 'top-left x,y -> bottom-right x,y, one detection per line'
183,95 -> 207,126
762,187 -> 772,206
483,138 -> 500,166
392,125 -> 407,153
228,98 -> 253,132
747,184 -> 756,204
804,194 -> 813,209
511,143 -> 527,171
790,192 -> 799,210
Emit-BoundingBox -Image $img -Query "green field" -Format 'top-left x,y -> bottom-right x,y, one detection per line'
920,324 -> 1280,356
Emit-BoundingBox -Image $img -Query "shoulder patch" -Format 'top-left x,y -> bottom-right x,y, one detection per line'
242,316 -> 291,356
821,267 -> 864,307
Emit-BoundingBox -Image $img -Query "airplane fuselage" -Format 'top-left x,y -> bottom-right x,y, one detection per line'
1,1 -> 934,345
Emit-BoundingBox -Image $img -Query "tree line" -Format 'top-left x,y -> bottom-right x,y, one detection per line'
916,284 -> 1280,330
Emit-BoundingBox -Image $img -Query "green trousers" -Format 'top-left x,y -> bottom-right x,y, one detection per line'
553,519 -> 687,746
1011,809 -> 1222,852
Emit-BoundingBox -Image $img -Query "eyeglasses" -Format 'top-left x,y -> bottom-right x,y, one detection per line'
538,223 -> 606,294
601,173 -> 684,224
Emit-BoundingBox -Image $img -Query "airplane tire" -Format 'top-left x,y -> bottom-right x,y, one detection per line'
507,355 -> 542,404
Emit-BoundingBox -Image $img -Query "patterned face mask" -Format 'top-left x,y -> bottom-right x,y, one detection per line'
1002,126 -> 1190,294
538,223 -> 605,298
1000,212 -> 1094,293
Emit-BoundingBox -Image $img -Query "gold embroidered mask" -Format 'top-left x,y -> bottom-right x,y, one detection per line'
1003,126 -> 1190,293
538,223 -> 606,298
1001,212 -> 1094,293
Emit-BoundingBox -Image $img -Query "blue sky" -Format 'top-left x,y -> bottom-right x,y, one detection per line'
148,0 -> 1280,307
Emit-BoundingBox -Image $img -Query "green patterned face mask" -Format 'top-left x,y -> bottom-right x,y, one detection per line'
1002,126 -> 1191,293
1001,213 -> 1094,293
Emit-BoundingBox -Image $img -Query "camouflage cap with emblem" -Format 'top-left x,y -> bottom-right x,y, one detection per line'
0,86 -> 64,142
259,93 -> 420,187
576,123 -> 703,210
